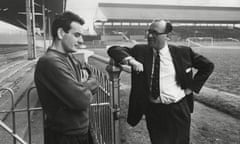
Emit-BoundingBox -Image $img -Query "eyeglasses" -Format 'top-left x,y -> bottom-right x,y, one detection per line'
146,29 -> 167,36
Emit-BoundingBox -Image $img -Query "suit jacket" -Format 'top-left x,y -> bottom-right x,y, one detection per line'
108,44 -> 214,126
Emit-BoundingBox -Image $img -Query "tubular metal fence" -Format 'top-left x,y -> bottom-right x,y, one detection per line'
89,65 -> 114,144
0,54 -> 124,144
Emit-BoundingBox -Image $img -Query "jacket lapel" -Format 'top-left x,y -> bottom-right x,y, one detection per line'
144,46 -> 153,87
169,45 -> 185,86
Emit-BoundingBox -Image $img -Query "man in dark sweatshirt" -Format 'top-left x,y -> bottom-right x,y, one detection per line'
34,11 -> 99,144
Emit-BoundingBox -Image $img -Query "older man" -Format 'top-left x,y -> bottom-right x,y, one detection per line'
108,20 -> 214,144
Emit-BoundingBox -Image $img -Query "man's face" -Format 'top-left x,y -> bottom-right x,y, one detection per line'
147,21 -> 168,50
62,21 -> 84,53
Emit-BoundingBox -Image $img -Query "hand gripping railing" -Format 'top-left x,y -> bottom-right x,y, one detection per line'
0,87 -> 27,144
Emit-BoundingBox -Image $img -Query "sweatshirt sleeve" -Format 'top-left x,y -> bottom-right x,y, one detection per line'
36,57 -> 94,110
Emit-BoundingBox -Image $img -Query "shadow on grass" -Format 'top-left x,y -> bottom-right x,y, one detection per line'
119,88 -> 151,144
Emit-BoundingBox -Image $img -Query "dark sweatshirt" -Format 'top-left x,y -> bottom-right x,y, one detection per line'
34,48 -> 98,135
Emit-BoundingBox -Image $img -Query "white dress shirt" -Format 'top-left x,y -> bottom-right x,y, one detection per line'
150,44 -> 185,104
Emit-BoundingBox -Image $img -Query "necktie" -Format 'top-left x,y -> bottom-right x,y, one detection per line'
151,51 -> 160,99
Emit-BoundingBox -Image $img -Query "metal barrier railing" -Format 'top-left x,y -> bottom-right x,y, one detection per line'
0,86 -> 43,144
0,87 -> 28,144
26,87 -> 43,144
0,54 -> 126,144
89,65 -> 114,144
88,54 -> 122,144
89,54 -> 132,144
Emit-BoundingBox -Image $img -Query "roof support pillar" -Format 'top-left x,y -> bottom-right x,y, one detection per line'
102,22 -> 105,35
26,0 -> 36,60
42,0 -> 47,51
48,16 -> 51,46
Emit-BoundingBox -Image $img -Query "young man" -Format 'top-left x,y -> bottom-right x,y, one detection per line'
108,20 -> 214,144
34,11 -> 99,144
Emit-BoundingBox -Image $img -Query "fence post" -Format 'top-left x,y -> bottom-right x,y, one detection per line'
106,58 -> 121,144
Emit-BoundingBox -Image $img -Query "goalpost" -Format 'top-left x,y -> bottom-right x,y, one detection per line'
186,37 -> 214,47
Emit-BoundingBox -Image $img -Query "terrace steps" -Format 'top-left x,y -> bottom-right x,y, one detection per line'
0,58 -> 38,144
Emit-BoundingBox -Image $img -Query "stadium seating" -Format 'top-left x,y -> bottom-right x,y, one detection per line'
94,25 -> 240,41
172,26 -> 240,40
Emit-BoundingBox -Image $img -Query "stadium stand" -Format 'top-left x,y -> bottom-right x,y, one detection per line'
94,25 -> 240,42
173,26 -> 240,40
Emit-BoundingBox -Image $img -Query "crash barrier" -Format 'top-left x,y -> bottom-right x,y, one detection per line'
0,54 -> 130,144
87,54 -> 122,144
0,87 -> 40,144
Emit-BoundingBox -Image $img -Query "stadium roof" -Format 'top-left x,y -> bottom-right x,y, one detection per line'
95,3 -> 240,23
0,0 -> 66,29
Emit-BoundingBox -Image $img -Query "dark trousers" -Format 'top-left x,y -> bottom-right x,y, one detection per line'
44,128 -> 93,144
145,97 -> 191,144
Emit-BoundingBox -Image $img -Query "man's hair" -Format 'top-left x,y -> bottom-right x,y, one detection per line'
51,11 -> 85,40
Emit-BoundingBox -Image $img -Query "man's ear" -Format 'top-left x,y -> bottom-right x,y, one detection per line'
57,28 -> 65,40
165,34 -> 171,41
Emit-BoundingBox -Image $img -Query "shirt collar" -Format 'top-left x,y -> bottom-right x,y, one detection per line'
47,47 -> 69,57
159,43 -> 168,56
153,43 -> 168,56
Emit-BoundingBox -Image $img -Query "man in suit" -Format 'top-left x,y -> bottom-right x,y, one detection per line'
107,20 -> 214,144
34,11 -> 99,144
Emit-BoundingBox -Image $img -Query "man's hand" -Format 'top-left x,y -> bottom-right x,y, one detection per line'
128,58 -> 144,72
83,75 -> 99,95
184,88 -> 193,95
80,69 -> 89,82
